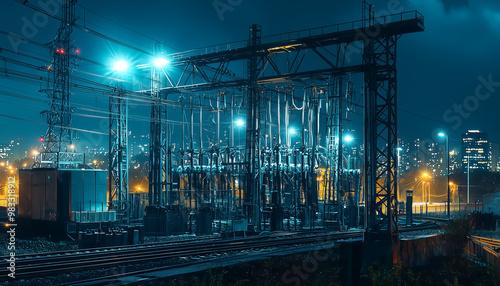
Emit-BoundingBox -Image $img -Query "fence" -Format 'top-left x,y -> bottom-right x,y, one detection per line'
411,203 -> 482,218
468,235 -> 500,271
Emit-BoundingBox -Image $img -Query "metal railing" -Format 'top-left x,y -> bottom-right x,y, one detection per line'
261,10 -> 423,43
412,203 -> 482,218
168,10 -> 423,61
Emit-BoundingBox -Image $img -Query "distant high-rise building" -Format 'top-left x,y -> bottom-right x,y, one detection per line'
397,139 -> 411,175
0,143 -> 11,159
0,138 -> 25,160
421,141 -> 446,177
461,130 -> 490,171
449,148 -> 460,173
410,138 -> 422,170
129,133 -> 150,157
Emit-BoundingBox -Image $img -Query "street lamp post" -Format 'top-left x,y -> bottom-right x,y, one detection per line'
422,172 -> 430,217
467,159 -> 470,205
438,132 -> 450,219
425,181 -> 428,217
397,147 -> 403,204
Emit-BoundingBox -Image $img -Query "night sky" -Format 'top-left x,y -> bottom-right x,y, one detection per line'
1,0 -> 499,150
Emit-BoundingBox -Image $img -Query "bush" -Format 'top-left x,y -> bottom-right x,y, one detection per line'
442,215 -> 472,258
367,262 -> 422,286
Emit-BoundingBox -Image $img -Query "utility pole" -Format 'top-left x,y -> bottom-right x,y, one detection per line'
446,135 -> 450,218
467,158 -> 470,205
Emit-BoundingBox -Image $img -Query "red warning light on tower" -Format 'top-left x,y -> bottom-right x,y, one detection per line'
56,48 -> 65,55
39,136 -> 45,143
74,48 -> 80,55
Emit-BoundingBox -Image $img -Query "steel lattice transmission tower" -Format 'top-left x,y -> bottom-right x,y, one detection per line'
108,86 -> 129,222
37,0 -> 82,168
363,33 -> 400,242
362,2 -> 401,242
244,24 -> 263,230
149,43 -> 169,207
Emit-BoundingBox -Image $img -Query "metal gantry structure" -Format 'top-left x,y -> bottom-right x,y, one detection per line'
145,8 -> 424,240
36,0 -> 83,168
108,86 -> 129,222
245,24 -> 263,229
363,32 -> 400,242
20,0 -> 424,241
149,43 -> 169,207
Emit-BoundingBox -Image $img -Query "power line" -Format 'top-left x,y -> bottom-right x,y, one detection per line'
0,112 -> 107,135
399,107 -> 443,124
76,3 -> 178,51
12,0 -> 153,56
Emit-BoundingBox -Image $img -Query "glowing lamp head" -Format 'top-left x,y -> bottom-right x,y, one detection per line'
235,119 -> 245,127
153,58 -> 169,68
70,144 -> 75,150
288,128 -> 297,135
397,147 -> 403,151
113,60 -> 129,72
438,132 -> 446,138
344,135 -> 354,143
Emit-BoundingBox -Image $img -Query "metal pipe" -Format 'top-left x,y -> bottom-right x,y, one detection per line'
231,94 -> 234,148
217,93 -> 220,146
277,91 -> 281,145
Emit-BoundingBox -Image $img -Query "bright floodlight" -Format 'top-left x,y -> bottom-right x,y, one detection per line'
288,128 -> 297,135
344,135 -> 354,142
397,147 -> 403,151
153,58 -> 170,67
235,119 -> 245,127
113,60 -> 129,72
438,132 -> 446,137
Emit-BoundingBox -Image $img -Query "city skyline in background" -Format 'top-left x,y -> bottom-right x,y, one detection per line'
1,128 -> 498,174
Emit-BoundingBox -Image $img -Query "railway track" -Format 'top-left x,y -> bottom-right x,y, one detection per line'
399,220 -> 442,232
0,231 -> 362,282
414,216 -> 450,223
1,223 -> 442,284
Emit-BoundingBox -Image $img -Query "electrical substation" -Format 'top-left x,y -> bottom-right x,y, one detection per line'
16,0 -> 425,244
